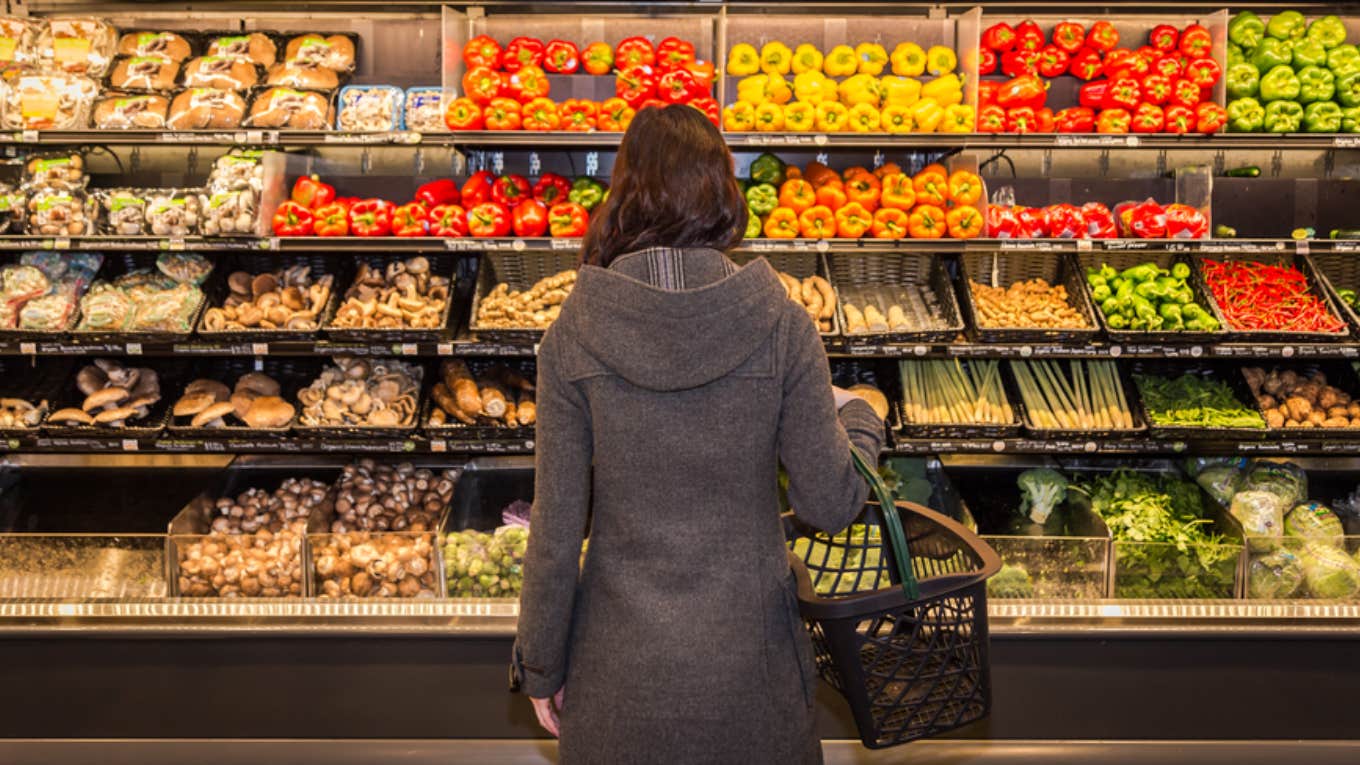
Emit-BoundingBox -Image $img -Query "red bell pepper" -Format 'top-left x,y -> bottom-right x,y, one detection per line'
558,99 -> 597,131
982,22 -> 1017,52
987,205 -> 1020,238
1081,202 -> 1118,238
467,202 -> 511,238
312,202 -> 348,236
1068,47 -> 1104,81
1053,22 -> 1087,55
1078,81 -> 1108,109
685,60 -> 715,92
1132,103 -> 1165,133
427,204 -> 468,237
1014,207 -> 1047,239
462,67 -> 504,105
1001,49 -> 1040,78
1169,77 -> 1201,108
463,35 -> 502,71
332,197 -> 359,213
512,199 -> 549,237
656,37 -> 696,73
582,42 -> 614,75
506,65 -> 550,103
415,179 -> 460,209
492,174 -> 531,207
1087,21 -> 1119,53
688,95 -> 720,128
461,171 -> 495,208
290,174 -> 334,210
548,202 -> 588,238
658,69 -> 698,103
996,75 -> 1047,110
348,199 -> 394,237
1164,104 -> 1195,134
1055,106 -> 1095,133
1036,45 -> 1070,78
501,37 -> 545,73
533,173 -> 571,205
1149,25 -> 1179,52
1179,24 -> 1212,60
1044,203 -> 1086,238
1141,73 -> 1172,105
543,40 -> 580,74
1006,106 -> 1040,134
615,37 -> 655,70
616,65 -> 656,108
1036,107 -> 1056,133
1014,20 -> 1044,53
1153,55 -> 1183,80
1184,58 -> 1221,90
444,97 -> 483,130
1103,78 -> 1142,111
521,97 -> 561,131
638,97 -> 668,112
393,202 -> 428,237
483,97 -> 523,130
977,81 -> 1000,108
1164,204 -> 1208,239
272,200 -> 314,236
1110,52 -> 1150,80
1096,108 -> 1131,133
977,104 -> 1006,133
978,48 -> 997,76
1195,102 -> 1227,134
1118,200 -> 1167,239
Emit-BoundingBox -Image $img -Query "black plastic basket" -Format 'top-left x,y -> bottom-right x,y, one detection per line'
197,253 -> 344,342
1240,360 -> 1360,439
786,449 -> 1000,748
324,254 -> 456,343
896,357 -> 1022,439
959,251 -> 1100,344
1007,358 -> 1146,440
1127,360 -> 1268,441
468,251 -> 578,344
0,356 -> 73,437
291,358 -> 426,439
830,252 -> 963,344
1307,253 -> 1360,334
422,358 -> 537,440
1196,253 -> 1350,342
1075,251 -> 1229,343
730,251 -> 839,337
166,357 -> 325,438
69,252 -> 210,343
42,358 -> 192,439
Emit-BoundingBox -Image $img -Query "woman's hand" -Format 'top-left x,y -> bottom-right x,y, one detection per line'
531,687 -> 565,737
832,386 -> 863,412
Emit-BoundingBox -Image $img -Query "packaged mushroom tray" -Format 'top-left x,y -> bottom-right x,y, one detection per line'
97,188 -> 204,237
198,150 -> 263,236
72,253 -> 211,341
403,87 -> 446,133
43,358 -> 170,436
199,259 -> 336,340
36,16 -> 118,77
326,255 -> 451,341
427,359 -> 536,437
336,85 -> 403,132
168,362 -> 304,436
0,74 -> 99,130
311,460 -> 454,600
0,252 -> 101,337
470,253 -> 577,342
295,356 -> 422,437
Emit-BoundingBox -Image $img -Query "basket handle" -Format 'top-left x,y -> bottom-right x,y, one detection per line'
850,446 -> 920,601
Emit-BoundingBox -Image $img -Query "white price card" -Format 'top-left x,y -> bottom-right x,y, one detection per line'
253,358 -> 264,371
53,237 -> 70,250
991,441 -> 1007,452
166,237 -> 186,251
121,439 -> 139,451
437,343 -> 454,356
400,343 -> 418,355
21,130 -> 38,142
430,439 -> 447,453
1282,346 -> 1296,357
252,343 -> 269,356
1108,345 -> 1122,357
125,343 -> 143,355
19,342 -> 35,355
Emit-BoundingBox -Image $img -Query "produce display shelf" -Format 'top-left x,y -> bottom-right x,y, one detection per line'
887,437 -> 1360,456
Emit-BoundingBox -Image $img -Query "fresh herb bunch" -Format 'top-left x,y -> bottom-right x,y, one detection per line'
1135,373 -> 1266,429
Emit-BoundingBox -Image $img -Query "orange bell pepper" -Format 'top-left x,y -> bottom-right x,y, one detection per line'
785,167 -> 802,180
779,179 -> 816,215
521,97 -> 561,131
834,202 -> 872,238
842,166 -> 873,181
815,183 -> 847,211
879,173 -> 916,211
845,173 -> 881,213
872,207 -> 909,239
763,207 -> 800,238
803,161 -> 838,187
912,167 -> 949,207
920,162 -> 948,177
798,205 -> 836,239
908,204 -> 948,239
946,204 -> 984,239
947,170 -> 983,207
874,161 -> 903,179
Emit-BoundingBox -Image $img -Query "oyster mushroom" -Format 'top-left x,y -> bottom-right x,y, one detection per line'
48,407 -> 95,426
94,406 -> 139,426
76,365 -> 109,396
191,401 -> 236,428
82,387 -> 129,413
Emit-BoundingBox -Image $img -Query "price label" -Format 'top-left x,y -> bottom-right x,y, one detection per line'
512,238 -> 527,251
1296,239 -> 1310,255
430,439 -> 447,453
1077,239 -> 1093,252
913,345 -> 928,356
53,237 -> 70,250
121,439 -> 138,451
525,440 -> 536,450
991,440 -> 1006,452
815,239 -> 830,252
400,343 -> 418,355
1019,346 -> 1034,357
528,151 -> 541,175
1190,346 -> 1203,357
1083,441 -> 1098,453
1108,345 -> 1122,357
166,237 -> 186,251
253,357 -> 264,371
551,238 -> 578,251
584,151 -> 599,176
813,134 -> 829,146
1335,136 -> 1360,149
1281,346 -> 1296,357
532,343 -> 541,355
246,130 -> 264,144
125,343 -> 143,355
437,343 -> 453,356
20,129 -> 37,143
266,237 -> 280,250
18,342 -> 35,355
252,343 -> 269,355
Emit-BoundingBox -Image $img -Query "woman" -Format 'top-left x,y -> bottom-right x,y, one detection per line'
515,104 -> 884,764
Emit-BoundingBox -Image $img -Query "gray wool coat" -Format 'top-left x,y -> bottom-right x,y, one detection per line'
516,247 -> 884,764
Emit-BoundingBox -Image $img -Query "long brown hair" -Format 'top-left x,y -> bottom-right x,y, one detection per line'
580,104 -> 747,267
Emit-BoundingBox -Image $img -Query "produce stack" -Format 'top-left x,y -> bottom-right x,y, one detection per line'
1226,11 -> 1360,133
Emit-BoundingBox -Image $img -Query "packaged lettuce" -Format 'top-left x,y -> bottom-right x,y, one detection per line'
1301,542 -> 1360,600
1193,459 -> 1246,507
1284,502 -> 1345,550
1248,548 -> 1306,599
1230,490 -> 1286,552
1241,461 -> 1307,506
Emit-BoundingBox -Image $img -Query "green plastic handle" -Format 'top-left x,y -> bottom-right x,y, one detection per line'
850,447 -> 920,601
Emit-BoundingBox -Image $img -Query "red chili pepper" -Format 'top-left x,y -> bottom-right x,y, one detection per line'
467,202 -> 511,237
1052,22 -> 1087,55
615,37 -> 655,70
655,37 -> 696,73
548,201 -> 588,238
1149,24 -> 1180,52
512,199 -> 549,238
427,204 -> 468,237
978,48 -> 997,76
543,40 -> 580,74
392,202 -> 429,237
460,171 -> 495,208
1202,259 -> 1345,333
348,199 -> 394,237
271,200 -> 314,236
1067,47 -> 1104,81
492,174 -> 532,207
415,179 -> 460,209
290,174 -> 334,210
501,37 -> 545,73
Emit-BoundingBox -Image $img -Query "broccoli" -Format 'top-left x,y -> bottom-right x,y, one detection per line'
1018,468 -> 1068,528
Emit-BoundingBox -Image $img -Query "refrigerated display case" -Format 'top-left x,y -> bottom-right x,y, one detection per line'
4,1 -> 1360,761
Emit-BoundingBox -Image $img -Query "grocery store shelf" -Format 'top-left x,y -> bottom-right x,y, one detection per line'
3,432 -> 533,455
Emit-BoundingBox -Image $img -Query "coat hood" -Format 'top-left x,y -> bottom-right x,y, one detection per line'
563,251 -> 788,392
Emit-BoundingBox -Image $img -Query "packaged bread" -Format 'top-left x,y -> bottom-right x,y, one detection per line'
206,32 -> 276,68
264,59 -> 339,91
337,85 -> 403,131
1,74 -> 97,130
403,87 -> 445,132
37,16 -> 117,76
116,31 -> 194,62
284,33 -> 356,71
110,56 -> 180,91
181,55 -> 258,90
93,92 -> 169,129
245,87 -> 331,129
0,17 -> 40,66
166,87 -> 245,130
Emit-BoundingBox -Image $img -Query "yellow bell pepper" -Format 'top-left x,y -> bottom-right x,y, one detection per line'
880,75 -> 921,107
753,101 -> 785,131
760,41 -> 793,75
791,44 -> 823,75
940,104 -> 975,133
727,43 -> 760,76
881,104 -> 913,133
890,42 -> 926,77
736,74 -> 769,104
814,101 -> 849,132
926,45 -> 958,76
921,74 -> 963,107
783,102 -> 815,131
908,99 -> 944,133
847,102 -> 881,132
855,42 -> 888,76
837,73 -> 882,107
764,73 -> 792,105
793,70 -> 836,104
722,100 -> 756,131
823,44 -> 858,77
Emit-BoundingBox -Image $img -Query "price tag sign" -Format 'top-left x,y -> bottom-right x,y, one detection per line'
430,439 -> 447,453
1281,346 -> 1296,358
400,343 -> 418,355
1108,345 -> 1122,357
253,358 -> 264,371
166,237 -> 186,251
913,345 -> 928,356
125,342 -> 143,355
551,238 -> 578,251
1019,346 -> 1034,357
1190,345 -> 1204,358
437,343 -> 453,356
991,441 -> 1007,452
20,129 -> 37,143
1296,239 -> 1310,255
19,342 -> 35,355
121,439 -> 138,451
252,343 -> 269,356
53,237 -> 70,250
532,343 -> 541,355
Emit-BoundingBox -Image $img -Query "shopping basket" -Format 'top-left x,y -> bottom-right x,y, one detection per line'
785,448 -> 1002,748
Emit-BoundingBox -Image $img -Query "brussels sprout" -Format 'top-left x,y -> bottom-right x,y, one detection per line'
1301,542 -> 1360,599
1248,549 -> 1306,599
988,564 -> 1034,599
443,525 -> 529,598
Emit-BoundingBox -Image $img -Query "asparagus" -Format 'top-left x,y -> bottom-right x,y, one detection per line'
899,359 -> 1013,425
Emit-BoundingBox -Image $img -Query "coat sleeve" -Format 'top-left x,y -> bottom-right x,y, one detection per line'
777,314 -> 884,534
515,333 -> 593,699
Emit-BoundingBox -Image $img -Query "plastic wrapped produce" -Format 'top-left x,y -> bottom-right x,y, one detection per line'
1242,462 -> 1307,506
76,256 -> 209,334
155,252 -> 212,285
1248,548 -> 1306,599
166,88 -> 246,130
1185,457 -> 1247,507
23,153 -> 86,193
1231,490 -> 1286,552
403,87 -> 445,132
145,189 -> 203,236
0,251 -> 98,331
199,188 -> 258,236
1301,543 -> 1360,600
0,189 -> 25,234
1,74 -> 98,130
37,16 -> 117,76
205,149 -> 264,193
336,85 -> 402,131
116,31 -> 194,62
0,17 -> 40,66
1285,502 -> 1345,549
180,55 -> 259,90
93,92 -> 169,128
265,60 -> 340,91
98,189 -> 149,235
245,87 -> 332,129
109,56 -> 180,91
206,32 -> 276,67
25,190 -> 93,236
284,33 -> 357,72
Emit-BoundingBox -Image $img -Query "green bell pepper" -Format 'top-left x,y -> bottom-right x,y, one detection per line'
1329,44 -> 1360,79
1227,43 -> 1246,69
1267,10 -> 1308,41
1304,101 -> 1344,132
1306,15 -> 1348,50
1343,106 -> 1360,133
1292,39 -> 1329,70
1228,97 -> 1266,132
748,153 -> 786,187
1260,65 -> 1302,102
1338,72 -> 1360,107
744,183 -> 779,216
1265,100 -> 1305,132
1298,65 -> 1336,103
744,207 -> 763,238
1252,38 -> 1293,71
568,177 -> 606,211
1092,284 -> 1112,303
1226,63 -> 1260,99
1229,11 -> 1267,50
